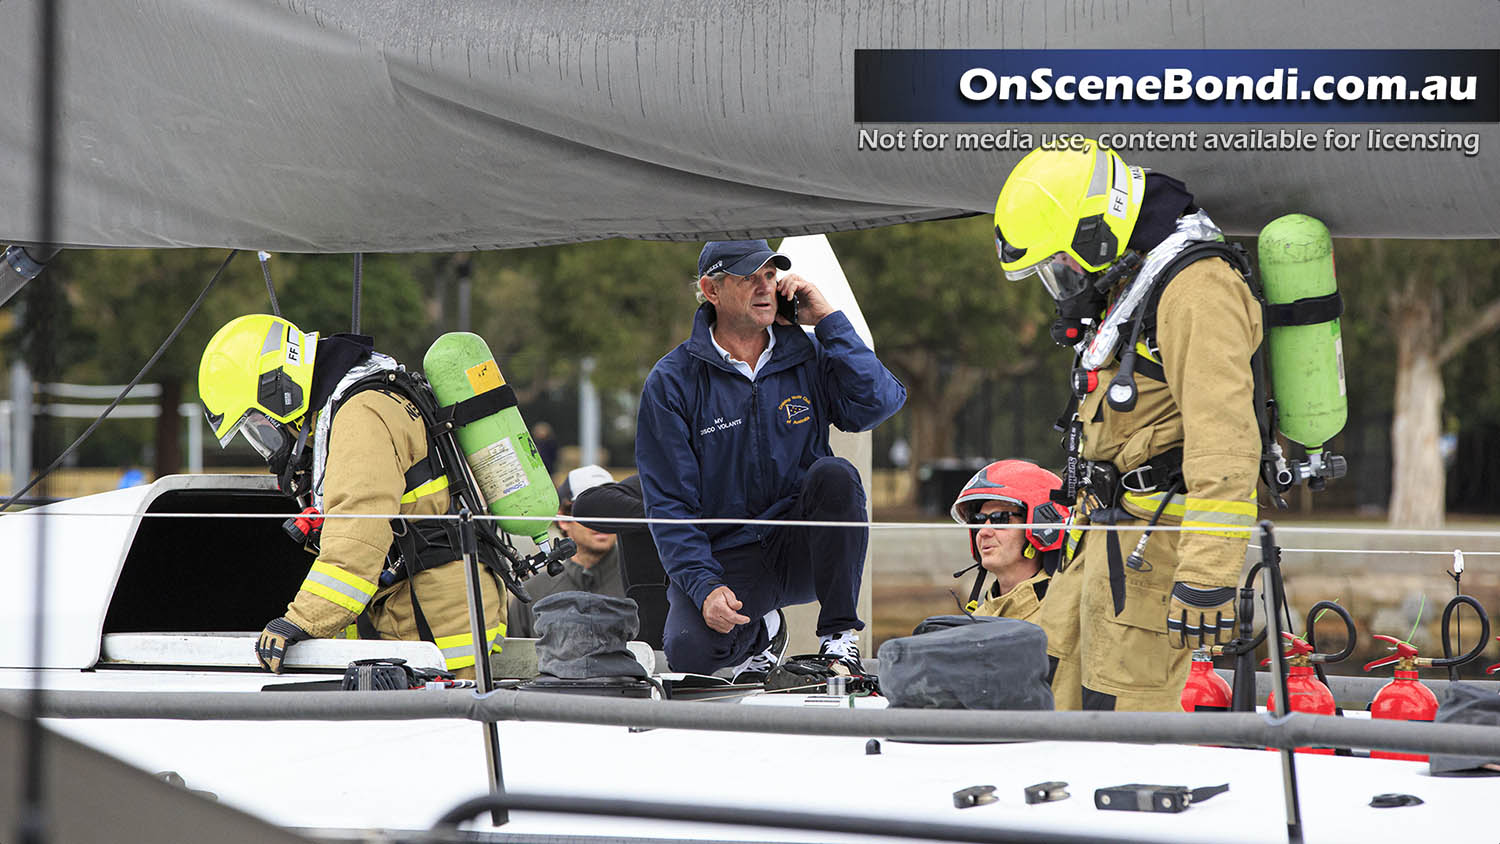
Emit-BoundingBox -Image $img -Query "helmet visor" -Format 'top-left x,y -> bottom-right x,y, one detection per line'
219,409 -> 290,460
1031,254 -> 1093,301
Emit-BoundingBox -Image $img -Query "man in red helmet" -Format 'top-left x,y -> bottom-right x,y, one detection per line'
949,460 -> 1068,623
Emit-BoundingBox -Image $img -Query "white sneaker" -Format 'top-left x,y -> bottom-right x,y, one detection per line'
818,630 -> 864,674
730,609 -> 788,684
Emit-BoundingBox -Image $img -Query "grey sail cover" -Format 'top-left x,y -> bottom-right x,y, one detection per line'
0,0 -> 1495,252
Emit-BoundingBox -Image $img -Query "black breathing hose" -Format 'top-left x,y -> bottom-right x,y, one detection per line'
1437,595 -> 1491,682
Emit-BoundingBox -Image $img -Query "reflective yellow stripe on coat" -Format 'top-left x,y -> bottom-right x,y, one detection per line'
1182,495 -> 1257,539
1063,527 -> 1085,563
399,474 -> 450,505
299,561 -> 378,614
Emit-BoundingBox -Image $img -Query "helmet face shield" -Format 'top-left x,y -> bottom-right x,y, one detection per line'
219,409 -> 291,461
1019,252 -> 1094,303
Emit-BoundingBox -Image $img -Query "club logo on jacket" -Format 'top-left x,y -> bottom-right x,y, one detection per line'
779,395 -> 811,425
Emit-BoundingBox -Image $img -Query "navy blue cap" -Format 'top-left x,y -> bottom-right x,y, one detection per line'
697,239 -> 792,277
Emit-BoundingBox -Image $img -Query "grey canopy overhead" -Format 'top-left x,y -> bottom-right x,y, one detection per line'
0,0 -> 1495,253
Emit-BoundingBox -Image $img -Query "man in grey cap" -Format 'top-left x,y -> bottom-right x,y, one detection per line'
506,465 -> 627,638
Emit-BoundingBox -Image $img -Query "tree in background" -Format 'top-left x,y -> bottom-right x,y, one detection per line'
831,216 -> 1057,498
36,249 -> 429,478
466,240 -> 700,400
1336,239 -> 1500,528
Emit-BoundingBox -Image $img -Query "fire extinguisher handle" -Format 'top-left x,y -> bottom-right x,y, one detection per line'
1278,631 -> 1314,657
1365,635 -> 1418,672
1371,634 -> 1417,656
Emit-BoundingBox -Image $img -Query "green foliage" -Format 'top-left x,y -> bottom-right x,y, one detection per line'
829,216 -> 1053,368
16,231 -> 1500,497
467,239 -> 700,398
51,249 -> 262,385
272,254 -> 430,366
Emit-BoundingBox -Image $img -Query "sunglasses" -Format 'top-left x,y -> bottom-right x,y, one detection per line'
968,510 -> 1022,526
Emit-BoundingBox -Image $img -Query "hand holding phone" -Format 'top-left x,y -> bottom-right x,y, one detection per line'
776,291 -> 798,324
776,272 -> 832,326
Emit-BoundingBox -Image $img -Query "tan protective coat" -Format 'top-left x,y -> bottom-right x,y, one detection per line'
1039,256 -> 1262,711
973,568 -> 1050,624
283,389 -> 507,679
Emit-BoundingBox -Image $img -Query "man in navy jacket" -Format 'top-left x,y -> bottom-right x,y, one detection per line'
636,239 -> 906,680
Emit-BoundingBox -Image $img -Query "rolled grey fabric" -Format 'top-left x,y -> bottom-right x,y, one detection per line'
878,617 -> 1053,711
1429,682 -> 1500,776
910,614 -> 995,636
532,592 -> 646,680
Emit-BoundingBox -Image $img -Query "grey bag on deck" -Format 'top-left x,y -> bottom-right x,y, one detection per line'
1429,681 -> 1500,776
877,616 -> 1053,711
532,591 -> 647,680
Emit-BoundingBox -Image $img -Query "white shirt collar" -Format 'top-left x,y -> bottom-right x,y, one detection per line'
709,325 -> 775,381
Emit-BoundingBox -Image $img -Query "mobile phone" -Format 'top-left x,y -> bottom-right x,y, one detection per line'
776,291 -> 798,324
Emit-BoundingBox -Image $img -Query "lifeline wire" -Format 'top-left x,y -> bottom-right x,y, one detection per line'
15,506 -> 1500,541
11,507 -> 1500,559
11,505 -> 1500,545
0,249 -> 240,515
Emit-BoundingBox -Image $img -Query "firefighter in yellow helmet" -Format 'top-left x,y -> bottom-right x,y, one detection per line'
993,140 -> 1262,712
199,314 -> 506,680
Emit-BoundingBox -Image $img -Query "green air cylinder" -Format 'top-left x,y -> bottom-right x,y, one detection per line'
1256,214 -> 1347,451
423,332 -> 557,545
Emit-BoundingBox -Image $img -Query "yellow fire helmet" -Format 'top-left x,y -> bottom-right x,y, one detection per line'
198,314 -> 319,449
993,139 -> 1146,277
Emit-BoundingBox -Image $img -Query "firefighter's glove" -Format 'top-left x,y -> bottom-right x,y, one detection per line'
255,617 -> 311,673
1166,583 -> 1236,649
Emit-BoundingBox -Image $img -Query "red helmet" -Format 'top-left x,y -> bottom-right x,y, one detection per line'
950,460 -> 1068,560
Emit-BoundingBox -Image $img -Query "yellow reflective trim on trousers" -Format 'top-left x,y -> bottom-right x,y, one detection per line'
435,625 -> 504,670
400,474 -> 450,504
336,623 -> 359,640
310,561 -> 377,596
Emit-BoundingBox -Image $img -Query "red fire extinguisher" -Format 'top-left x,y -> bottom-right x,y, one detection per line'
1255,600 -> 1354,753
1362,636 -> 1438,762
1263,634 -> 1337,753
1363,594 -> 1489,762
1181,647 -> 1232,712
